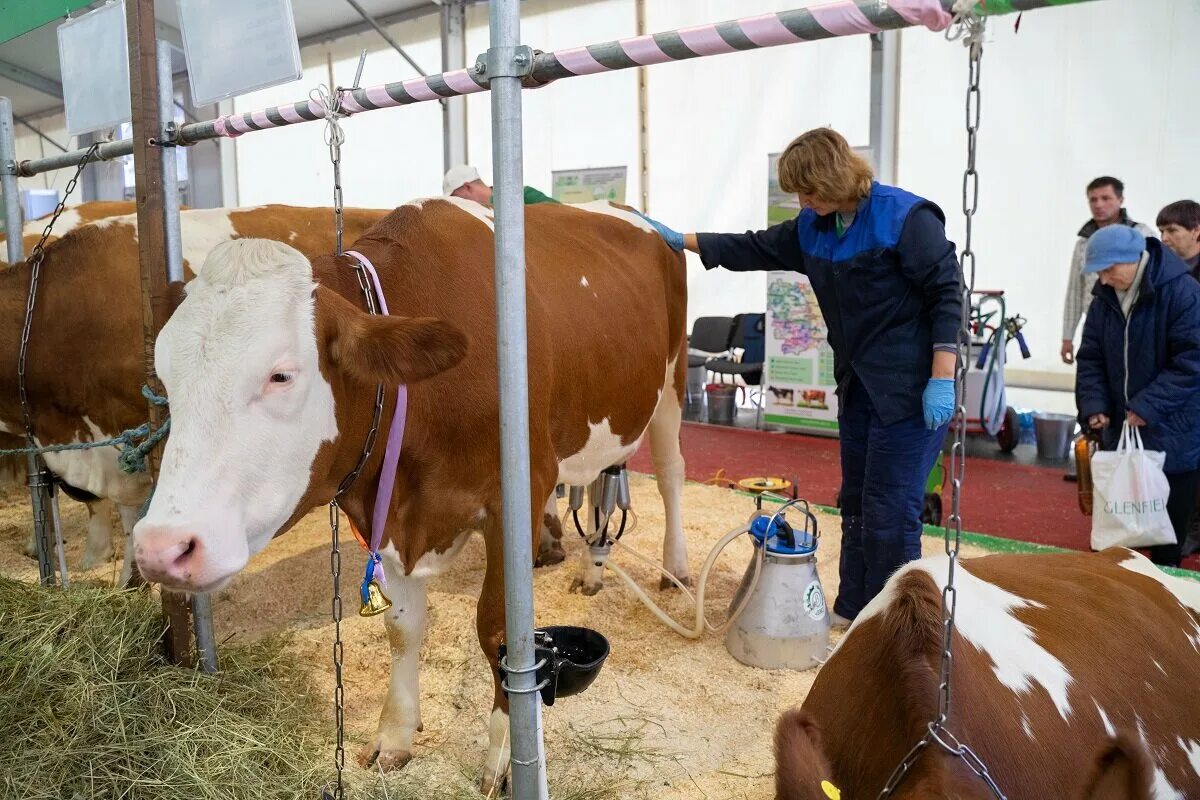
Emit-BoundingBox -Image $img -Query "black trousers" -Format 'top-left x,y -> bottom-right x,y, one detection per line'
1148,468 -> 1200,567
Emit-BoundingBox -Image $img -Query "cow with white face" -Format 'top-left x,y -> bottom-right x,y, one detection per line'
133,198 -> 691,791
0,204 -> 391,581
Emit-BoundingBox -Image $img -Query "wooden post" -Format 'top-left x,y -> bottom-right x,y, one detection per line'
125,0 -> 193,668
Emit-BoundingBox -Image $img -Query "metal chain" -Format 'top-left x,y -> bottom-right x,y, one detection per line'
325,500 -> 347,800
320,71 -> 385,798
880,13 -> 1005,800
17,143 -> 102,443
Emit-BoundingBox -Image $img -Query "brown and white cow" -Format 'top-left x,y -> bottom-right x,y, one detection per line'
0,205 -> 388,574
0,200 -> 137,267
2,201 -> 138,566
131,197 -> 690,791
774,548 -> 1200,799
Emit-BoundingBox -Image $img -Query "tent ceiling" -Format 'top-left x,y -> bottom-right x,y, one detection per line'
0,0 -> 447,119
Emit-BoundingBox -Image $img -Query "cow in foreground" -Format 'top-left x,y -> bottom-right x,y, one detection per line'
131,197 -> 690,791
774,548 -> 1200,799
0,205 -> 388,575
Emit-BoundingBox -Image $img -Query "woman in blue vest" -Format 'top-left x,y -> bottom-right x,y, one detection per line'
641,128 -> 961,625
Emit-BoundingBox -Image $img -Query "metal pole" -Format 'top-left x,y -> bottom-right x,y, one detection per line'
0,99 -> 22,260
157,46 -> 184,285
635,0 -> 648,213
878,31 -> 901,185
156,43 -> 216,671
127,0 -> 194,665
0,97 -> 57,587
488,1 -> 547,797
48,484 -> 68,588
13,0 -> 1101,180
191,592 -> 219,672
440,0 -> 468,171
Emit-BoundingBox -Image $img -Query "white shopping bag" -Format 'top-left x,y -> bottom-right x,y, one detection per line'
1090,422 -> 1176,550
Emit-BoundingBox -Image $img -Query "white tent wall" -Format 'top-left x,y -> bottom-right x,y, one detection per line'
897,0 -> 1199,412
230,0 -> 869,330
232,13 -> 446,209
10,111 -> 85,205
463,0 -> 869,328
222,0 -> 1196,416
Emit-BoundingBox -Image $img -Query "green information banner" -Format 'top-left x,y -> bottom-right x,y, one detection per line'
0,0 -> 94,45
551,166 -> 627,205
763,153 -> 839,436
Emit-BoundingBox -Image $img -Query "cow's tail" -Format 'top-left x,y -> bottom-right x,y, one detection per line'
773,708 -> 836,800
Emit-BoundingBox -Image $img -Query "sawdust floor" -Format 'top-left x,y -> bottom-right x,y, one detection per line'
0,475 -> 989,799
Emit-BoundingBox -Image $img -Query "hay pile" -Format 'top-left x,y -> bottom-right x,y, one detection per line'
0,578 -> 328,800
0,475 -> 992,799
0,576 -> 641,800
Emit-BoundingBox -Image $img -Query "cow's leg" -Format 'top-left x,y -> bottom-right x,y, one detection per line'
479,471 -> 555,795
80,497 -> 116,569
360,554 -> 427,772
117,503 -> 143,587
535,491 -> 565,567
479,515 -> 512,794
649,354 -> 690,589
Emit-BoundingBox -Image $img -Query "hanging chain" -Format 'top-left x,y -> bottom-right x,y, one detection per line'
879,12 -> 1005,800
17,143 -> 102,444
319,60 -> 382,798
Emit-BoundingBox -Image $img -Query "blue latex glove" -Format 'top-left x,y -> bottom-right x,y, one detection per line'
922,377 -> 955,430
633,209 -> 685,251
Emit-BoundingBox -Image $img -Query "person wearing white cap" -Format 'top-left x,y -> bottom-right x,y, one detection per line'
1075,224 -> 1200,567
442,164 -> 557,206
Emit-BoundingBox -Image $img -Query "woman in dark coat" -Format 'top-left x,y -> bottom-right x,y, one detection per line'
1075,224 -> 1200,566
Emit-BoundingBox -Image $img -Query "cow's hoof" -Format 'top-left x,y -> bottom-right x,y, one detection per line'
659,575 -> 693,591
569,576 -> 603,596
535,540 -> 566,568
358,743 -> 413,772
481,770 -> 508,797
81,547 -> 115,570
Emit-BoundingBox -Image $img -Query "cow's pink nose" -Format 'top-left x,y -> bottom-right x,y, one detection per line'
135,525 -> 202,584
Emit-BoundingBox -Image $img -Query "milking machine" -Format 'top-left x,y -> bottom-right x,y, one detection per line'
564,467 -> 831,671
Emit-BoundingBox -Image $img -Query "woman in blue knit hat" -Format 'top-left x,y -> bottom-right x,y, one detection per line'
1075,224 -> 1200,566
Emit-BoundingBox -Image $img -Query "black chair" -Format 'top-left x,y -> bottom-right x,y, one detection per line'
687,316 -> 735,368
685,316 -> 735,402
706,313 -> 766,428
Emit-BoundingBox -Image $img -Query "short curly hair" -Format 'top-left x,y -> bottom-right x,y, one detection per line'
777,128 -> 874,205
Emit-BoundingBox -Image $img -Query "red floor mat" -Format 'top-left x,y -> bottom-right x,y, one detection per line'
627,421 -> 1200,571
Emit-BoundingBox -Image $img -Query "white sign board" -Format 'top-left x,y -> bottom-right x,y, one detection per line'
58,1 -> 131,137
177,0 -> 303,106
763,152 -> 839,434
551,166 -> 627,205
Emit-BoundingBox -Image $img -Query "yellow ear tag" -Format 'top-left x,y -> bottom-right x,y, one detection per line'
821,780 -> 841,800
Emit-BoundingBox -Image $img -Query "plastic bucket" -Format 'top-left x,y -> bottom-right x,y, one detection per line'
1033,413 -> 1076,461
706,383 -> 738,425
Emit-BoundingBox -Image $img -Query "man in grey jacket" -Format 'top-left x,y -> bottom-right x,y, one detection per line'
1060,176 -> 1155,364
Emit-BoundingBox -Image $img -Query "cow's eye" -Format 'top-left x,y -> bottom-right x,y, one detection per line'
269,373 -> 292,385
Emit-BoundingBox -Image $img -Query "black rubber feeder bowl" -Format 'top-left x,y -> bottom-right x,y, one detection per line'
499,626 -> 609,707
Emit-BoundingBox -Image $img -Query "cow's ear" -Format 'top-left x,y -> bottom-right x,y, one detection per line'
1080,734 -> 1154,800
320,289 -> 467,386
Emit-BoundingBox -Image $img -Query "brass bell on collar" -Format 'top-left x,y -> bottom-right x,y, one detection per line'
359,579 -> 392,617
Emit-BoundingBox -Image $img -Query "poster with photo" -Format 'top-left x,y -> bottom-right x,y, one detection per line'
763,153 -> 839,434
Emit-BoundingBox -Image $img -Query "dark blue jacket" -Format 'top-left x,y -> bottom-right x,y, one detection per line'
1075,238 -> 1200,473
696,182 -> 961,425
